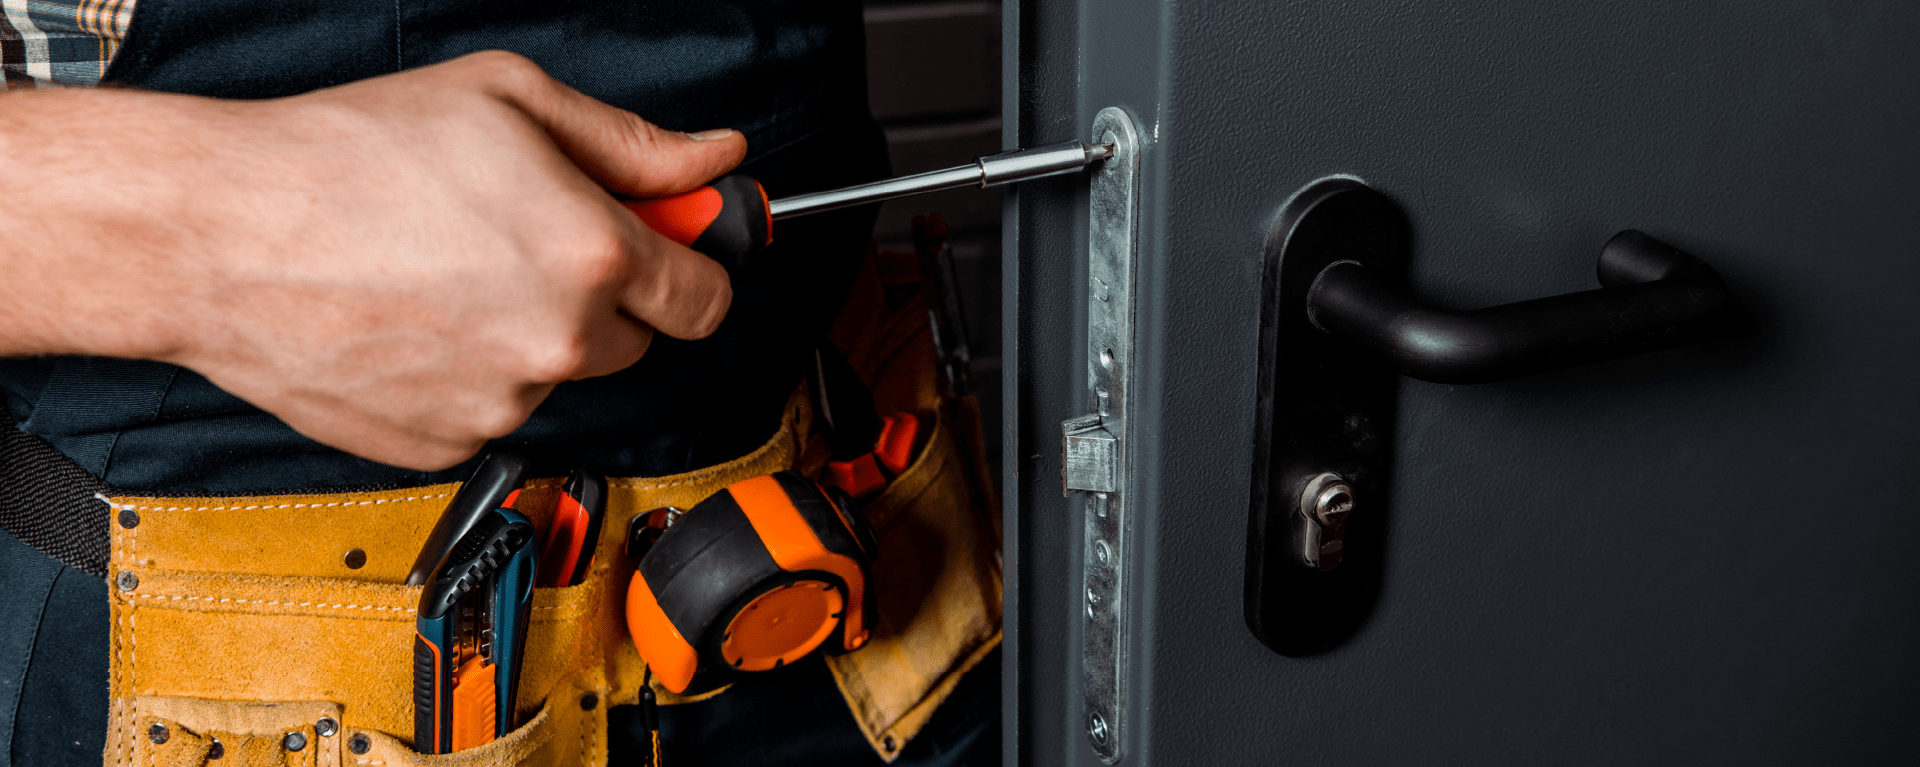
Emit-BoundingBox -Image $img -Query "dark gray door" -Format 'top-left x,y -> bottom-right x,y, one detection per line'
1003,2 -> 1920,764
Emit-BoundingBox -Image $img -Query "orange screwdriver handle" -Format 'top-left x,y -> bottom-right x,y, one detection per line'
622,174 -> 773,267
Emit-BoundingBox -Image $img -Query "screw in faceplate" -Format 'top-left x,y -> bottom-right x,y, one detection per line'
1088,711 -> 1110,744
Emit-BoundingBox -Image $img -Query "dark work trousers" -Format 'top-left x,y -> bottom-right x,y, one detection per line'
0,530 -> 109,767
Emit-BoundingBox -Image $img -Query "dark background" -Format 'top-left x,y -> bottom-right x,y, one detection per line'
862,0 -> 1004,479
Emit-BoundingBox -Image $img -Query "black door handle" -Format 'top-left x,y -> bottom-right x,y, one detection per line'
1305,229 -> 1730,384
1247,179 -> 1738,658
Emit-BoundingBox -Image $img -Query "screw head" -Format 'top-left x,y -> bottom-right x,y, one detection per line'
314,717 -> 338,737
115,571 -> 139,591
147,723 -> 169,745
347,733 -> 371,755
118,509 -> 140,529
283,731 -> 307,752
1088,711 -> 1110,744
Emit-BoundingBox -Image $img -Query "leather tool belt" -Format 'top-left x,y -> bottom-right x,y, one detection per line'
4,246 -> 1002,767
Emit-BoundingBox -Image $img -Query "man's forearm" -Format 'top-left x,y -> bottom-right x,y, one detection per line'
0,87 -> 214,361
0,52 -> 745,470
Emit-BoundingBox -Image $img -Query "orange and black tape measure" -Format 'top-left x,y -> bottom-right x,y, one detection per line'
625,470 -> 877,694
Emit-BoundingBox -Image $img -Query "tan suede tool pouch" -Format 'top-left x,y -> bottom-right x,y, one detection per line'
802,243 -> 1005,760
99,396 -> 809,767
96,246 -> 1005,767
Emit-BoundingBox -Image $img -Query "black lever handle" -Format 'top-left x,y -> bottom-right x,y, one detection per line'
1305,229 -> 1730,384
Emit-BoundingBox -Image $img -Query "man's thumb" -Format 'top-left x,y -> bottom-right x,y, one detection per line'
479,53 -> 748,197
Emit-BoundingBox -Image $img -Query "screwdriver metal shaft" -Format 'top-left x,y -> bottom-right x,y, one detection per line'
768,141 -> 1114,221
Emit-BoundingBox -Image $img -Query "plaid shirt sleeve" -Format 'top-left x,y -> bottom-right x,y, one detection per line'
1,0 -> 136,90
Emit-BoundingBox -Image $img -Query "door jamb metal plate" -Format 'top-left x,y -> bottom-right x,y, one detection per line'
1063,105 -> 1140,763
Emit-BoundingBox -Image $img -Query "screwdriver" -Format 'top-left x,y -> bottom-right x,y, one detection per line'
623,140 -> 1114,265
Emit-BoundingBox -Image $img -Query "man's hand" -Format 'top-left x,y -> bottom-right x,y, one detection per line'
0,51 -> 745,470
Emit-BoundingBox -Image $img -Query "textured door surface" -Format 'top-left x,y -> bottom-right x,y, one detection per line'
1002,2 -> 1920,764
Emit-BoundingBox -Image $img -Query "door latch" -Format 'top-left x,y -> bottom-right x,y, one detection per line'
1059,106 -> 1139,764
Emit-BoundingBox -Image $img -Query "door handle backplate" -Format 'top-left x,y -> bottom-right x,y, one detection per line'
1245,178 -> 1403,657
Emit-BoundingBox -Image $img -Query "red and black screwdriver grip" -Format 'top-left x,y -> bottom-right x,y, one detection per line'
622,174 -> 773,267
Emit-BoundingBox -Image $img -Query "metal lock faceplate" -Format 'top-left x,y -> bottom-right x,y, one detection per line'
1059,106 -> 1140,764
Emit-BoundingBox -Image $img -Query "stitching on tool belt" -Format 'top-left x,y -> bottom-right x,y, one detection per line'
578,691 -> 593,764
123,592 -> 585,620
125,605 -> 138,749
128,594 -> 419,613
102,493 -> 455,513
608,476 -> 712,490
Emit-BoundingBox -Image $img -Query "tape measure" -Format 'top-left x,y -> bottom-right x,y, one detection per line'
625,470 -> 878,694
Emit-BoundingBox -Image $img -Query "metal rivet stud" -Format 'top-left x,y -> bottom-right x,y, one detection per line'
579,692 -> 598,710
283,731 -> 307,752
115,571 -> 139,591
343,549 -> 366,569
118,509 -> 140,529
348,733 -> 371,755
147,723 -> 169,745
207,739 -> 225,759
314,717 -> 338,738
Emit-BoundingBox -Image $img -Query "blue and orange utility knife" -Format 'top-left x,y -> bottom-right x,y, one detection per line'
410,452 -> 538,754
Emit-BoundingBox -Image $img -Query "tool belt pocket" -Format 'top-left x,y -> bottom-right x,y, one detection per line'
96,405 -> 804,767
793,238 -> 1006,759
102,558 -> 609,767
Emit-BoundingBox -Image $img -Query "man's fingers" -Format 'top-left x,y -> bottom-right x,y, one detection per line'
569,313 -> 656,381
621,224 -> 733,340
279,405 -> 490,472
471,52 -> 748,197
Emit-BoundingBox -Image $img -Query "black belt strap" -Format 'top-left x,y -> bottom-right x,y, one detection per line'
0,411 -> 111,580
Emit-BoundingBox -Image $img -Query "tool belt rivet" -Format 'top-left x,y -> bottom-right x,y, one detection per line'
207,738 -> 224,759
146,723 -> 168,745
314,717 -> 338,737
117,509 -> 140,529
579,692 -> 598,710
115,571 -> 138,591
347,733 -> 370,754
283,731 -> 307,752
343,548 -> 367,569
